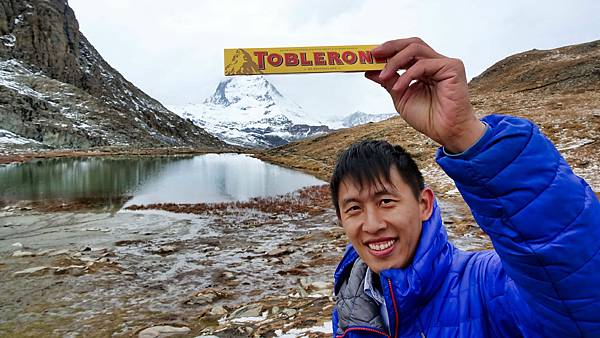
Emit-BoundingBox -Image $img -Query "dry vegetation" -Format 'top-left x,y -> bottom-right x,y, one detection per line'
126,185 -> 331,216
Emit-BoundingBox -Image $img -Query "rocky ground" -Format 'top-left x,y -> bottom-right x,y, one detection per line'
0,185 -> 490,338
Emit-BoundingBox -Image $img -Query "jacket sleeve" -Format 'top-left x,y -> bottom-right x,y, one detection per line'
436,115 -> 600,336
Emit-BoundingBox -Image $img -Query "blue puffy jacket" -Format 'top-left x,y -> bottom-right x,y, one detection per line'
332,115 -> 600,337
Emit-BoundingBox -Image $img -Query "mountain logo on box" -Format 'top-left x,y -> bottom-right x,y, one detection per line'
224,49 -> 263,76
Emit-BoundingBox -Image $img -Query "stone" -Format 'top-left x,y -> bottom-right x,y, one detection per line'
188,292 -> 216,305
12,250 -> 35,257
13,266 -> 49,276
282,308 -> 297,317
138,325 -> 191,338
229,304 -> 263,319
221,271 -> 235,280
150,245 -> 177,255
53,265 -> 86,276
210,305 -> 228,316
309,281 -> 331,290
295,285 -> 309,298
266,246 -> 294,257
48,249 -> 70,257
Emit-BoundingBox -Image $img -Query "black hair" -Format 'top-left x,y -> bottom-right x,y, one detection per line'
330,140 -> 425,218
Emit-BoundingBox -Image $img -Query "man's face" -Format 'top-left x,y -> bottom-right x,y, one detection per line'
337,167 -> 433,273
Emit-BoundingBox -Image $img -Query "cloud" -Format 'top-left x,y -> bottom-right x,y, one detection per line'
69,0 -> 600,118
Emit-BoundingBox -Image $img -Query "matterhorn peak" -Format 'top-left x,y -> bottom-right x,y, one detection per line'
169,76 -> 330,148
205,75 -> 285,107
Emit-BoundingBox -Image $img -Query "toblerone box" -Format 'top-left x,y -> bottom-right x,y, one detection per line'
224,45 -> 386,75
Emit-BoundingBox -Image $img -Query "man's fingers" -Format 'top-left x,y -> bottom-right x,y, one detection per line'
379,42 -> 440,81
365,70 -> 399,94
372,37 -> 439,59
365,70 -> 381,83
389,59 -> 449,99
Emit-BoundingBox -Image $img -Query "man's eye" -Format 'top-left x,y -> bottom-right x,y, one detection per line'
345,205 -> 360,214
380,199 -> 394,206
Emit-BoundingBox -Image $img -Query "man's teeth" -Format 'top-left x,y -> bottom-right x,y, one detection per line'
367,240 -> 395,251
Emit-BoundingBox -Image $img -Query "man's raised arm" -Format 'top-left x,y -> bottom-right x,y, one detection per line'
367,38 -> 600,336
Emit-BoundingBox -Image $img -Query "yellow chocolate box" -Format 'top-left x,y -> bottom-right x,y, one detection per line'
224,45 -> 386,75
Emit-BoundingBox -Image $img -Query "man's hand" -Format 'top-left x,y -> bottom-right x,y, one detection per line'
366,38 -> 486,153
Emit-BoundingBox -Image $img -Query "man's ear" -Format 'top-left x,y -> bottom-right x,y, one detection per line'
419,187 -> 434,221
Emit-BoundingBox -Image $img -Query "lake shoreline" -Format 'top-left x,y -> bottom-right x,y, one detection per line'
0,145 -> 253,166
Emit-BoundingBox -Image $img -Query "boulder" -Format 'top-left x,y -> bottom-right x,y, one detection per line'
12,250 -> 35,257
13,266 -> 49,276
229,304 -> 263,319
137,325 -> 190,338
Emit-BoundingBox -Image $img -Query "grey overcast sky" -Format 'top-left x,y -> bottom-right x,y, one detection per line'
69,0 -> 600,119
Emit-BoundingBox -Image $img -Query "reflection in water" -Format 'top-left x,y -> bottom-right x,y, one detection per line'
0,154 -> 324,208
124,154 -> 324,205
0,156 -> 177,201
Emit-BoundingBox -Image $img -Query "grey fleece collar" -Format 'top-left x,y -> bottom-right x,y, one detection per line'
335,258 -> 388,334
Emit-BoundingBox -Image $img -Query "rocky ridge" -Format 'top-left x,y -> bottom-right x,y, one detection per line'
330,110 -> 396,129
258,40 -> 600,194
0,0 -> 225,150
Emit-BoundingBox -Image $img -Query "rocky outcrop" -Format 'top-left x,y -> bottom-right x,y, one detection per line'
259,40 -> 600,192
470,40 -> 600,94
0,0 -> 225,149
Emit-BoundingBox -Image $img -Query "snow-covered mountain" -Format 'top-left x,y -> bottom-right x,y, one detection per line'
328,111 -> 396,129
169,76 -> 331,148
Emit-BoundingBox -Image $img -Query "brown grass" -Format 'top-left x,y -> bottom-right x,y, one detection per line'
126,184 -> 332,216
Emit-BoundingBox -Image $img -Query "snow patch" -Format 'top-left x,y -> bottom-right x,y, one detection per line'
0,59 -> 45,99
274,321 -> 332,337
1,33 -> 16,47
557,138 -> 594,151
0,129 -> 40,145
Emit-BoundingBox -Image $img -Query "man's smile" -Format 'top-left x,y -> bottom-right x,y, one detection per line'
364,237 -> 398,257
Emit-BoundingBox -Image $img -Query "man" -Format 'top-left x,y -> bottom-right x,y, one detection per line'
331,38 -> 600,337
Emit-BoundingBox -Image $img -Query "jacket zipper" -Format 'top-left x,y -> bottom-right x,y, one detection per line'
387,278 -> 399,338
387,278 -> 426,338
337,327 -> 390,338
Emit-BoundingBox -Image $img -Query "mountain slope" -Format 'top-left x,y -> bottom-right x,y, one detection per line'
170,76 -> 331,148
330,111 -> 396,129
257,40 -> 600,194
0,0 -> 225,150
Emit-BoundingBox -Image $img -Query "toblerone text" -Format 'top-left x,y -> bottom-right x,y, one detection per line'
224,45 -> 386,76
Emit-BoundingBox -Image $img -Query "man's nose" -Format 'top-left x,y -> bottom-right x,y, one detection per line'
363,208 -> 386,233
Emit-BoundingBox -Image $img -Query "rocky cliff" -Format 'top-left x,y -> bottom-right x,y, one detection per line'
0,0 -> 225,150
